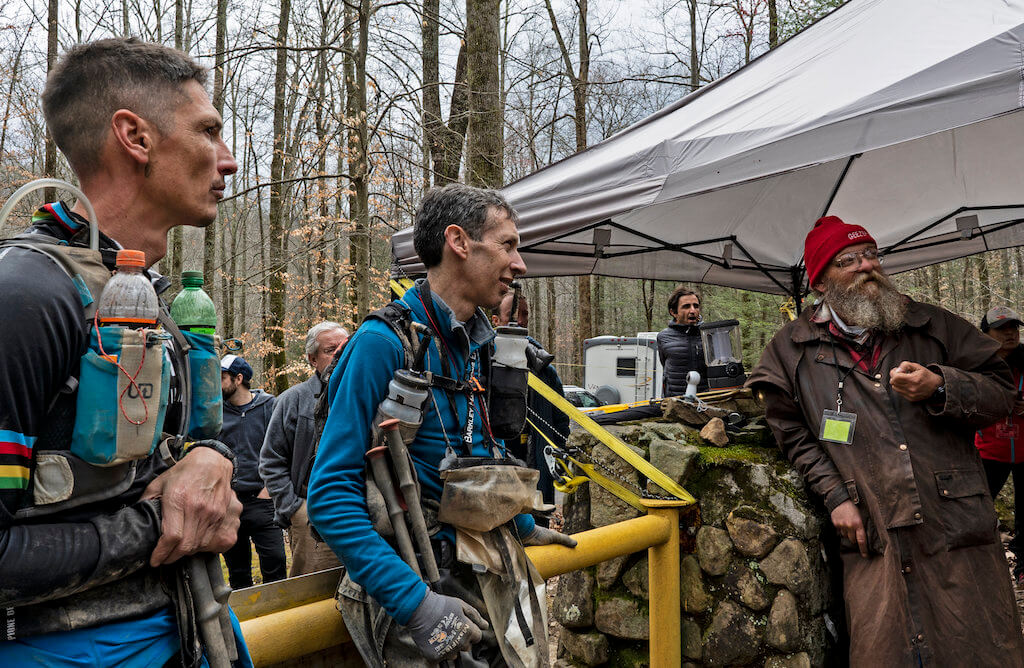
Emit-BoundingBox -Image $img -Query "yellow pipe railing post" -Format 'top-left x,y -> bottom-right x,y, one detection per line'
241,505 -> 692,665
642,499 -> 684,668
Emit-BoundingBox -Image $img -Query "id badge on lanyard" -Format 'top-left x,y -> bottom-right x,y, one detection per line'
821,336 -> 860,445
820,355 -> 858,445
820,408 -> 857,444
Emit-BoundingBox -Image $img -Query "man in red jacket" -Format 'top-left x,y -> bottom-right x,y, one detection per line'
975,305 -> 1024,584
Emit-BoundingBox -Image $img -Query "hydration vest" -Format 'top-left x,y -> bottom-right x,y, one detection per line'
1,209 -> 219,520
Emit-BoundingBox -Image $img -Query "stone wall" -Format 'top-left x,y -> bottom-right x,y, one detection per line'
553,394 -> 843,667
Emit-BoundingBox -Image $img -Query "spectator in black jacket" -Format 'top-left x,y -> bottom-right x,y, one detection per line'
219,355 -> 285,589
657,287 -> 709,396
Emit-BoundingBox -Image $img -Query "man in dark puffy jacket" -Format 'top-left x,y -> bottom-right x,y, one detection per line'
657,286 -> 709,396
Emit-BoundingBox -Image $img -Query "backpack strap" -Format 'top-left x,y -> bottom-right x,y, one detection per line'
0,238 -> 110,321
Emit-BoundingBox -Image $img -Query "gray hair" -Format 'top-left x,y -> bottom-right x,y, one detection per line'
412,183 -> 519,268
306,321 -> 349,356
42,37 -> 208,176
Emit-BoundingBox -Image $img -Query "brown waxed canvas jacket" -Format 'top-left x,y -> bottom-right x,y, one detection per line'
748,297 -> 1024,667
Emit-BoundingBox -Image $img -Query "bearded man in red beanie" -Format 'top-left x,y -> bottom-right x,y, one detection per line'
747,216 -> 1024,666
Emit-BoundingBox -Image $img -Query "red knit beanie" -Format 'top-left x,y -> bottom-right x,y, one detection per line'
803,215 -> 876,287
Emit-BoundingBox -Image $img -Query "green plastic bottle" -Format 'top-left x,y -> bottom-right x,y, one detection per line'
170,271 -> 217,335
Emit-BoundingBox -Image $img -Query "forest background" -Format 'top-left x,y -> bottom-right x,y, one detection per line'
1,0 -> 1011,392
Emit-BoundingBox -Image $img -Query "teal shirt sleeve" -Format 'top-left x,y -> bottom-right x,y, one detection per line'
306,325 -> 427,625
514,513 -> 535,536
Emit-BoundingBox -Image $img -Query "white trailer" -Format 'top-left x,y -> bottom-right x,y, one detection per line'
582,333 -> 664,405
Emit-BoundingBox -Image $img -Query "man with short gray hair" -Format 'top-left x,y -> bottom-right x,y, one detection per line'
260,322 -> 348,576
0,37 -> 241,664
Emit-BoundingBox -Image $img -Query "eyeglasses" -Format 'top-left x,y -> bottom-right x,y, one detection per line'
833,248 -> 882,270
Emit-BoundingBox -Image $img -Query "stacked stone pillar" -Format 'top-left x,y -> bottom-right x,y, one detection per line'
552,394 -> 842,667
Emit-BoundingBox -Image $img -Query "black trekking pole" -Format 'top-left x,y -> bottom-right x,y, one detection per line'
380,418 -> 441,585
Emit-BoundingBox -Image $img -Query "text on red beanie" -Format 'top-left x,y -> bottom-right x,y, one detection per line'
803,215 -> 876,287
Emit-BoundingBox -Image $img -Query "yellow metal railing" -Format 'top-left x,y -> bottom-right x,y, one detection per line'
239,502 -> 685,667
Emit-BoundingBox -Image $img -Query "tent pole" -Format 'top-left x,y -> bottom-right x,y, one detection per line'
791,267 -> 804,315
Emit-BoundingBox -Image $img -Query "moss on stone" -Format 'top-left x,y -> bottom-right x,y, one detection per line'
593,583 -> 633,603
696,443 -> 776,468
608,643 -> 650,668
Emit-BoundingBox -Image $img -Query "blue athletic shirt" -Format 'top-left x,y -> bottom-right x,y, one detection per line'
0,607 -> 253,667
307,281 -> 536,625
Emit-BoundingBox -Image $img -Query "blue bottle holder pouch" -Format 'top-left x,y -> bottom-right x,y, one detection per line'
71,326 -> 171,466
181,330 -> 224,439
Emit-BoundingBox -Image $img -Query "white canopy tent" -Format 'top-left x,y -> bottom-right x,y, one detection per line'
392,0 -> 1024,300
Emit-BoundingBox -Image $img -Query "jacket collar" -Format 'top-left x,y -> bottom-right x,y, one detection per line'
666,319 -> 701,334
401,279 -> 495,358
789,295 -> 930,344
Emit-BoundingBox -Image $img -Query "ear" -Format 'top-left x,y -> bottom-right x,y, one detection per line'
490,314 -> 499,327
444,224 -> 471,260
110,109 -> 155,168
811,280 -> 825,294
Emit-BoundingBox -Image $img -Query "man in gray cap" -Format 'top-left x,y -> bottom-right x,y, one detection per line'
976,305 -> 1024,583
219,355 -> 285,589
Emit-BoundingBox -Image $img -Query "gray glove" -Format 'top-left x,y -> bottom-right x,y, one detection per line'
405,589 -> 488,662
522,525 -> 577,548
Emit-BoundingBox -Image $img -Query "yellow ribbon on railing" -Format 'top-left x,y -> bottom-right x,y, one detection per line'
527,417 -> 646,510
528,373 -> 696,505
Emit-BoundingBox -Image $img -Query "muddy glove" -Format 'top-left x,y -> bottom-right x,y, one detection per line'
522,525 -> 577,548
405,589 -> 488,662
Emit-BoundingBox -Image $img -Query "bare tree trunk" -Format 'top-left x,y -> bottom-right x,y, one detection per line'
545,0 -> 592,358
546,276 -> 556,357
422,0 -> 469,186
689,0 -> 698,91
167,0 -> 187,289
975,255 -> 990,312
267,0 -> 292,394
0,32 -> 29,161
465,0 -> 503,187
643,279 -> 655,330
223,83 -> 240,336
768,0 -> 778,48
204,0 -> 228,303
347,0 -> 371,321
313,0 -> 331,319
43,0 -> 58,202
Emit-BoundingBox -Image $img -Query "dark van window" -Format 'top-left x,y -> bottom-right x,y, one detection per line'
616,357 -> 636,377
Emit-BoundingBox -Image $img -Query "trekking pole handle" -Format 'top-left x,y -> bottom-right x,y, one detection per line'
187,555 -> 231,668
380,418 -> 441,585
366,445 -> 422,578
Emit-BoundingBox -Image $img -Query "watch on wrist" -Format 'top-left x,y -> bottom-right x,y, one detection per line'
931,384 -> 946,400
184,439 -> 236,467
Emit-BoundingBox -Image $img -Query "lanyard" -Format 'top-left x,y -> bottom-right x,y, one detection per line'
829,334 -> 860,412
415,280 -> 496,455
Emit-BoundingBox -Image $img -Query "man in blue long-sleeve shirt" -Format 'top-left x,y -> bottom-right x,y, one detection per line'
307,184 -> 574,666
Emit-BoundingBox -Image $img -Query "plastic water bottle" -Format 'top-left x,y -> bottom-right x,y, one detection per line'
170,271 -> 217,335
97,250 -> 159,328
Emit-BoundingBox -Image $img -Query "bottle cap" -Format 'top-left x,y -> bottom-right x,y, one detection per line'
116,249 -> 146,268
182,270 -> 205,287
